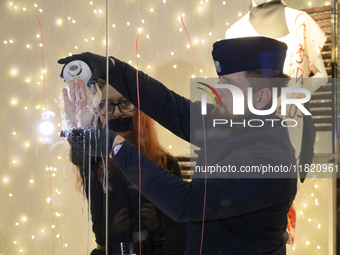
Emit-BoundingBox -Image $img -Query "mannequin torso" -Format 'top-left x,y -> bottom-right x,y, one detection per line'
225,0 -> 328,176
227,0 -> 327,90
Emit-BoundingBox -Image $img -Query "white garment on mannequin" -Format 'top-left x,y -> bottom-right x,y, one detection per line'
226,1 -> 328,164
245,0 -> 328,88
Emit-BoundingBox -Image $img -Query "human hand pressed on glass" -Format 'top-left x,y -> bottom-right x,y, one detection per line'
61,75 -> 124,156
62,75 -> 95,129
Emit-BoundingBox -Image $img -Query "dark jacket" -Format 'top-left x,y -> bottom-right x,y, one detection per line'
71,148 -> 186,255
109,57 -> 297,255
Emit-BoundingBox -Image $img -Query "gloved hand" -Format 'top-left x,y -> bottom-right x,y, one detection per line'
58,52 -> 115,86
60,126 -> 117,157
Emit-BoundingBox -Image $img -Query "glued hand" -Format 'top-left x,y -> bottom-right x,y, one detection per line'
63,75 -> 95,129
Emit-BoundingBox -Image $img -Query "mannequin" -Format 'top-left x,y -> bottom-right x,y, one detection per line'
227,0 -> 328,90
226,0 -> 329,245
226,0 -> 328,164
251,0 -> 327,88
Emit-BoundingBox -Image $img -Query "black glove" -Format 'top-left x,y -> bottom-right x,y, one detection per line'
60,126 -> 117,157
58,52 -> 114,86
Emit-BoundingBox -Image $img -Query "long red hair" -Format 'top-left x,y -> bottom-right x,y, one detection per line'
74,109 -> 171,192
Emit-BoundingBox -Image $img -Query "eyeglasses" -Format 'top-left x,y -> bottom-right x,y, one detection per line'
98,100 -> 135,116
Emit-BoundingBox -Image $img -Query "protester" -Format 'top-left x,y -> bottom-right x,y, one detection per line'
62,77 -> 186,255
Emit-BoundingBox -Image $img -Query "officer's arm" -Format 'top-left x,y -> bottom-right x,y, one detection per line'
113,140 -> 295,222
109,57 -> 205,146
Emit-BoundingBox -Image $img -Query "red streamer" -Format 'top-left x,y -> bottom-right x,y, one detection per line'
36,15 -> 55,255
136,34 -> 142,255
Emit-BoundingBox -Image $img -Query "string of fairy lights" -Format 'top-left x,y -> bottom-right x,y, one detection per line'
0,0 -> 335,254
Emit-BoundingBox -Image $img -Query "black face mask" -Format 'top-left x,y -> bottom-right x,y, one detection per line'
108,117 -> 134,132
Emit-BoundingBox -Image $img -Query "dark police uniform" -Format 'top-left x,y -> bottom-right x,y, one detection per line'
109,55 -> 297,254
